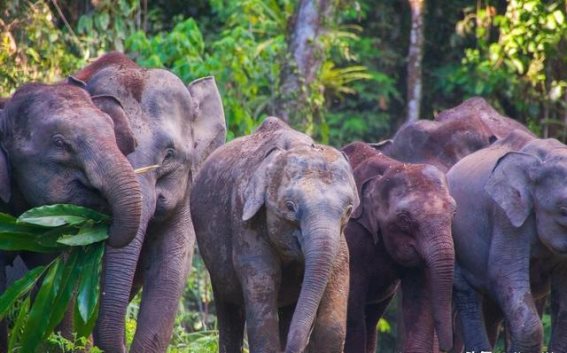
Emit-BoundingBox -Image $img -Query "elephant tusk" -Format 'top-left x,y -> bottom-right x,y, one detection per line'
134,165 -> 160,174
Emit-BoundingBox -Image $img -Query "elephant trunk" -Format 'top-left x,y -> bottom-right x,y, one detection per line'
285,216 -> 340,353
421,229 -> 455,352
83,144 -> 142,248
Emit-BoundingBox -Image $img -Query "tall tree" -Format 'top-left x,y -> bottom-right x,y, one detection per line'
276,0 -> 335,124
406,0 -> 425,122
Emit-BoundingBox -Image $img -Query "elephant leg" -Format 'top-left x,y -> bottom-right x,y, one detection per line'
549,262 -> 567,352
482,297 -> 503,347
489,253 -> 542,351
215,293 -> 245,353
454,266 -> 491,352
279,303 -> 295,350
307,245 -> 349,353
234,243 -> 281,353
364,299 -> 392,353
401,270 -> 435,353
344,264 -> 369,353
130,207 -> 195,353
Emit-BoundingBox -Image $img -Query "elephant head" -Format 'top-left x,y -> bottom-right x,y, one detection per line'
85,65 -> 226,226
351,152 -> 456,350
485,139 -> 567,253
241,141 -> 359,353
0,82 -> 142,247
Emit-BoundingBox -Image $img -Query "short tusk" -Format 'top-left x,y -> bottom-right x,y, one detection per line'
134,165 -> 160,174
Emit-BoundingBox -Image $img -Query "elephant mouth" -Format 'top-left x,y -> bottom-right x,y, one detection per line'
71,179 -> 110,213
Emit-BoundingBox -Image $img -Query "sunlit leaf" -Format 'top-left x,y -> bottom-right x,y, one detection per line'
57,223 -> 108,246
18,204 -> 109,226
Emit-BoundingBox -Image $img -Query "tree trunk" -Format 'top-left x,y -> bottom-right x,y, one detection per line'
276,0 -> 334,124
406,0 -> 425,122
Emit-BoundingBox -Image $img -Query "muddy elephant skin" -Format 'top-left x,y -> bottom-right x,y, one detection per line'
448,135 -> 567,353
342,142 -> 455,353
0,81 -> 143,349
191,117 -> 359,353
377,97 -> 535,172
74,52 -> 226,353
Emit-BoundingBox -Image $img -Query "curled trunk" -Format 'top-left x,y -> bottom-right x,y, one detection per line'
421,234 -> 455,351
84,144 -> 142,248
285,218 -> 340,353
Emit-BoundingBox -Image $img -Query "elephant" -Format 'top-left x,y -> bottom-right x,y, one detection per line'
72,52 -> 227,352
447,134 -> 567,352
190,117 -> 359,353
342,141 -> 456,353
376,97 -> 535,172
0,80 -> 144,349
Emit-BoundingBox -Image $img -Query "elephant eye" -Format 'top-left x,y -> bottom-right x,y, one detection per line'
560,207 -> 567,217
52,135 -> 67,149
164,148 -> 175,160
285,201 -> 297,213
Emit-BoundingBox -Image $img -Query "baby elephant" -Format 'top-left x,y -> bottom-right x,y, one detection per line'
191,117 -> 359,353
342,142 -> 455,353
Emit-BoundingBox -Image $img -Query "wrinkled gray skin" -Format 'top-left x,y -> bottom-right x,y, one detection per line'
0,81 -> 143,350
342,142 -> 455,353
447,134 -> 567,353
75,52 -> 226,353
191,117 -> 359,353
376,97 -> 535,172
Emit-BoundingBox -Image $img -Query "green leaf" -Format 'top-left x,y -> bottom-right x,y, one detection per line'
44,251 -> 81,334
21,258 -> 64,353
8,296 -> 30,351
18,204 -> 110,227
0,266 -> 45,319
76,244 -> 104,325
0,232 -> 58,252
99,13 -> 110,31
57,223 -> 109,246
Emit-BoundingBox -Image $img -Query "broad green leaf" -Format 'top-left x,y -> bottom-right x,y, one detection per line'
18,204 -> 110,227
0,232 -> 58,252
76,244 -> 104,324
45,250 -> 81,337
8,296 -> 30,351
21,258 -> 64,353
0,266 -> 45,319
57,223 -> 108,246
75,297 -> 99,339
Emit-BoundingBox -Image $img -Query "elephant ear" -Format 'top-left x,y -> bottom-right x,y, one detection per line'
91,95 -> 137,156
242,147 -> 282,222
0,110 -> 11,203
187,76 -> 227,176
352,160 -> 384,241
485,152 -> 540,228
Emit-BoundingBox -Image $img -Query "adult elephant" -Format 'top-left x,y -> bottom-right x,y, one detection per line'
447,135 -> 567,352
73,52 -> 226,353
191,117 -> 359,353
342,142 -> 455,353
377,97 -> 535,172
0,80 -> 143,349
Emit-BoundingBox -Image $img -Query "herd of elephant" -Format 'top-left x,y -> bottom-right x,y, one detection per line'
0,51 -> 564,353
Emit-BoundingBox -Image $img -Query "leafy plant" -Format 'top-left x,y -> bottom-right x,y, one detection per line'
0,204 -> 109,352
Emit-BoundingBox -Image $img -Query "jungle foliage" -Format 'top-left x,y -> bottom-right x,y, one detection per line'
0,0 -> 566,351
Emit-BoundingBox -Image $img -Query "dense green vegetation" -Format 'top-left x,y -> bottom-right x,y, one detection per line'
0,0 -> 565,351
